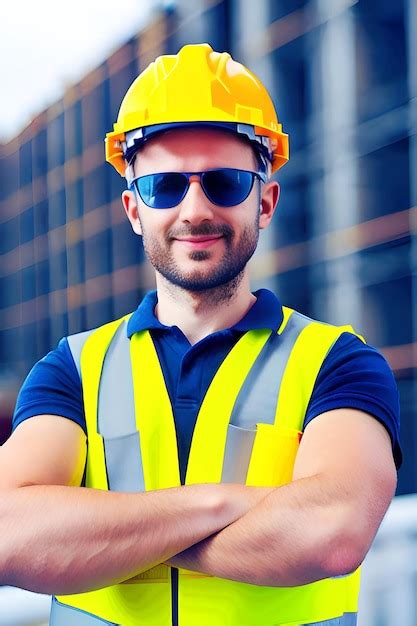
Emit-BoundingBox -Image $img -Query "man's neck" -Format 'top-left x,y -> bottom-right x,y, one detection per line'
154,274 -> 256,345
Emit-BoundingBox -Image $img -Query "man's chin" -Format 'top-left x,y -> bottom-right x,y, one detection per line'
158,268 -> 246,293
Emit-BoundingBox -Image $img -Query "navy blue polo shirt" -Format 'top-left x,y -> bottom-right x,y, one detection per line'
13,289 -> 402,482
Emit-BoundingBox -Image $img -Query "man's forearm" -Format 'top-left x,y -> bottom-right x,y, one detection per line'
0,483 -> 261,595
165,475 -> 365,586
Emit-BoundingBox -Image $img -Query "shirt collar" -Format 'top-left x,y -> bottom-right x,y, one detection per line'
126,288 -> 283,338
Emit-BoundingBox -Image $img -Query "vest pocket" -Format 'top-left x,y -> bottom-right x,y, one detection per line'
246,423 -> 302,487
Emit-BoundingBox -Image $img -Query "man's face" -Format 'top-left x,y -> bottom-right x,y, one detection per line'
122,128 -> 279,292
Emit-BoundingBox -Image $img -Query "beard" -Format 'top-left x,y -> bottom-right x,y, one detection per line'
139,215 -> 260,293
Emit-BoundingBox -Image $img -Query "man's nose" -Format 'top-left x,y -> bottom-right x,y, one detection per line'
177,176 -> 215,223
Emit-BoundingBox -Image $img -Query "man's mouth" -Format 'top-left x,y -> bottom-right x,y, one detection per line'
173,235 -> 224,248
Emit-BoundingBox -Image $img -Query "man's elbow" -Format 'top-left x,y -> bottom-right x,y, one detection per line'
259,530 -> 366,587
320,539 -> 367,578
319,527 -> 370,579
322,484 -> 396,578
253,541 -> 355,588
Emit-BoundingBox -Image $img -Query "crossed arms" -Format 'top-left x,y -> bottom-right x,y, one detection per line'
0,408 -> 396,595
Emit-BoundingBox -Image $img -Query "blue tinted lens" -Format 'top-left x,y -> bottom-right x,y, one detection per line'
134,169 -> 259,209
136,173 -> 188,208
201,169 -> 255,206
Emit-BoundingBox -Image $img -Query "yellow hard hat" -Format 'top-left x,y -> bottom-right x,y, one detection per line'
105,43 -> 289,177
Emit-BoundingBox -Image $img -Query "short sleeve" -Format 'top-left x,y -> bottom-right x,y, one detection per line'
304,332 -> 402,469
12,337 -> 86,433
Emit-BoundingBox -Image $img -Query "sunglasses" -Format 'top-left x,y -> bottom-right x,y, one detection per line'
130,168 -> 266,209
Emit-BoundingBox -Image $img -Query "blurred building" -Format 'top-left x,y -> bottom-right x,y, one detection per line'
0,0 -> 416,495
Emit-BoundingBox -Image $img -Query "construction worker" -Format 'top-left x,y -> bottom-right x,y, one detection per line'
0,44 -> 401,626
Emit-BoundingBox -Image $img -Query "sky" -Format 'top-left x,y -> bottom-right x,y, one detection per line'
0,0 -> 165,142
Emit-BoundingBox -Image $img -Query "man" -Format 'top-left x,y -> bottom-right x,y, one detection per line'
1,44 -> 401,626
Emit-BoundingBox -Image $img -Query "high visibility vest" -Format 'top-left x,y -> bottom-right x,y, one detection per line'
50,306 -> 363,626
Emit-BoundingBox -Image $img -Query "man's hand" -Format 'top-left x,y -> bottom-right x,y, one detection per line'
163,486 -> 275,569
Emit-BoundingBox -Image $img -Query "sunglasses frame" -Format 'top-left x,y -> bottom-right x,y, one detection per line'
130,167 -> 267,209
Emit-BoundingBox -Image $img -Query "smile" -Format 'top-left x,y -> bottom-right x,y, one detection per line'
174,236 -> 223,249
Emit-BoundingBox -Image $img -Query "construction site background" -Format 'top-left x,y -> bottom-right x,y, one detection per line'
0,1 -> 415,624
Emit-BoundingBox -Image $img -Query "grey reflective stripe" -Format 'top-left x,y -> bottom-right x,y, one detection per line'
98,321 -> 135,438
50,597 -> 118,625
103,432 -> 145,492
221,424 -> 257,482
230,312 -> 312,429
222,312 -> 311,483
303,613 -> 357,626
67,329 -> 97,379
98,321 -> 145,493
68,320 -> 146,494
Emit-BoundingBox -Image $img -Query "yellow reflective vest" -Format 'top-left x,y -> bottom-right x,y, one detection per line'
51,305 -> 362,626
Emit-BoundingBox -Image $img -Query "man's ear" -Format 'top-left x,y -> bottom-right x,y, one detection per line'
259,181 -> 280,229
122,189 -> 142,236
